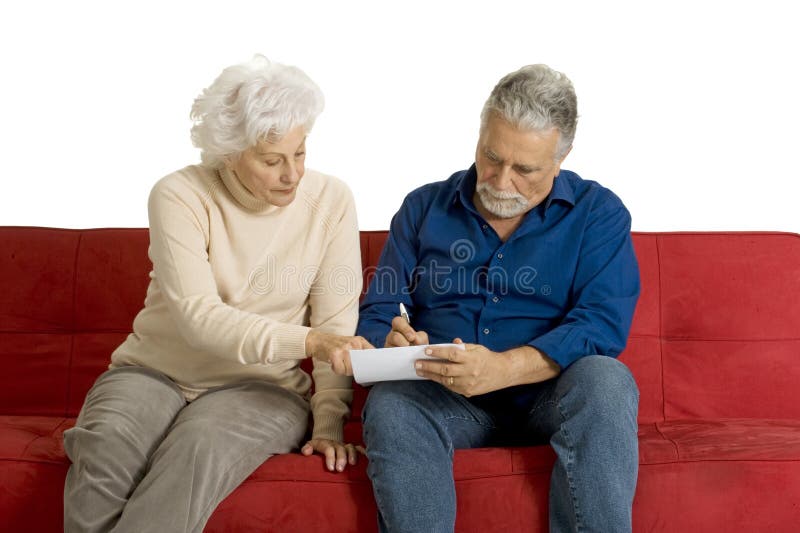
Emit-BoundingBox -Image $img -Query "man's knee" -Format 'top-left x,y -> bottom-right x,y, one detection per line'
561,355 -> 639,414
363,381 -> 434,437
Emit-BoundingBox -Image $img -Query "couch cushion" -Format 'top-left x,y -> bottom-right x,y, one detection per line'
3,414 -> 799,532
73,229 -> 151,332
658,233 -> 800,420
663,339 -> 800,419
0,333 -> 73,416
0,227 -> 79,333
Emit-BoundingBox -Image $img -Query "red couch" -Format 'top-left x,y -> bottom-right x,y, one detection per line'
2,227 -> 800,532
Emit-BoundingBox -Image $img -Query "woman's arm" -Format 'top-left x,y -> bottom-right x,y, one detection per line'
147,173 -> 310,364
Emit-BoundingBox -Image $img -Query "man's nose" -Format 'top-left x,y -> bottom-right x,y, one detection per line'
494,166 -> 513,190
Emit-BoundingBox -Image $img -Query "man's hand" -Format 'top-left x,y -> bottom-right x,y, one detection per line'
415,339 -> 561,396
384,316 -> 429,347
301,439 -> 365,472
305,330 -> 374,375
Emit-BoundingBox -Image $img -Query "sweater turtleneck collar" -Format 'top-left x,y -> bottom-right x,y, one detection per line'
218,166 -> 283,214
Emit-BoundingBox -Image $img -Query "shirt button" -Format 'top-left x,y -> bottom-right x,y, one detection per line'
492,296 -> 499,303
497,253 -> 503,259
483,328 -> 490,334
482,224 -> 488,230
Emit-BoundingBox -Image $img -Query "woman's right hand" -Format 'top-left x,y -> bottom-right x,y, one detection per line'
305,330 -> 374,376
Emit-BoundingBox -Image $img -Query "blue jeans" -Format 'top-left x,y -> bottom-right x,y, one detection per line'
362,355 -> 639,533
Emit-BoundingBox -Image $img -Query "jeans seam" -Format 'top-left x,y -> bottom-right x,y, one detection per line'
554,399 -> 584,533
441,414 -> 496,428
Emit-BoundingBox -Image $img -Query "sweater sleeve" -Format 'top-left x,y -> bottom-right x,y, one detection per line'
306,183 -> 362,442
147,175 -> 310,365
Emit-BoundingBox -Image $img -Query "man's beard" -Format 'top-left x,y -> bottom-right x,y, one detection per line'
475,182 -> 530,218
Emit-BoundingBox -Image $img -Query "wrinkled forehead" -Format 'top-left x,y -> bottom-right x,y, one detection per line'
479,117 -> 561,162
253,126 -> 308,153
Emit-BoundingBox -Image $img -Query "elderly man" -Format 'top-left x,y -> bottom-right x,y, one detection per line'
357,64 -> 641,532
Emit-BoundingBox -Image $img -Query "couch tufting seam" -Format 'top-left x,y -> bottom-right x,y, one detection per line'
63,232 -> 83,418
17,417 -> 70,460
656,235 -> 666,424
653,422 -> 681,460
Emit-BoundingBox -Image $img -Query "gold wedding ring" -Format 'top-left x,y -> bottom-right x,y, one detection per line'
448,376 -> 454,386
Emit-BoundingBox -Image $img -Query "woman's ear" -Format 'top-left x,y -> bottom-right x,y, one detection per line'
221,152 -> 238,170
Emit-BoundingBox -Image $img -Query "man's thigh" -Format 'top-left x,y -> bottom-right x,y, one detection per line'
517,355 -> 639,440
364,380 -> 499,450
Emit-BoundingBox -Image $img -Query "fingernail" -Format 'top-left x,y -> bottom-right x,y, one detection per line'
425,349 -> 432,355
415,362 -> 422,369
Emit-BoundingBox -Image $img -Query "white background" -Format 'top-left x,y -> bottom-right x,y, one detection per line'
2,0 -> 798,232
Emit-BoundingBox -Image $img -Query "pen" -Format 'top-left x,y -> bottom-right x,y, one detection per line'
399,303 -> 411,325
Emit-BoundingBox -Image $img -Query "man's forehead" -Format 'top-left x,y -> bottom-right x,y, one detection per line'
480,123 -> 560,161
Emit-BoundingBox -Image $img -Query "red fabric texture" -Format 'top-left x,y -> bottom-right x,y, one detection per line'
1,227 -> 800,531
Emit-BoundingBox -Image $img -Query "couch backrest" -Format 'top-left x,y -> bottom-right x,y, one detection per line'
1,227 -> 799,423
626,232 -> 800,422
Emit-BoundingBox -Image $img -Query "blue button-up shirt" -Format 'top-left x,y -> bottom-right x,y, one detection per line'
357,164 -> 640,371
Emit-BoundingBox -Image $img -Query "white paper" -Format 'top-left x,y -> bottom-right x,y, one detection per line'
350,344 -> 465,385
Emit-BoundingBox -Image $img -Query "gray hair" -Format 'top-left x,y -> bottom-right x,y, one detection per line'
480,64 -> 578,160
190,54 -> 324,168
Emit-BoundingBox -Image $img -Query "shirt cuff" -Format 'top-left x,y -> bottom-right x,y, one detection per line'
268,324 -> 311,362
529,328 -> 581,370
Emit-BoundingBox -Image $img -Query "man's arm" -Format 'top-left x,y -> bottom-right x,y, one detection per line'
357,194 -> 423,347
418,195 -> 639,395
529,198 -> 640,369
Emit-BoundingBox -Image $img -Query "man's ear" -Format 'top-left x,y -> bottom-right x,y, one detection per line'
554,145 -> 573,176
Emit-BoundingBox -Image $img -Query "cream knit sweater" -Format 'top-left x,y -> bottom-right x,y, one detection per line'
111,164 -> 361,441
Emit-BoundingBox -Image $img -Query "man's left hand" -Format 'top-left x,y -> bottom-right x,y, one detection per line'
415,339 -> 510,396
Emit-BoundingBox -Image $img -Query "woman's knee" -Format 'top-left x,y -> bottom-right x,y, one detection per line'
67,367 -> 185,461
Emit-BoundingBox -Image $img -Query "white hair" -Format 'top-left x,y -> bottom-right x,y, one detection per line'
480,64 -> 578,161
190,54 -> 324,168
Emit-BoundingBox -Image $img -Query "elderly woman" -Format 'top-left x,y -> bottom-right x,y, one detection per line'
62,55 -> 372,532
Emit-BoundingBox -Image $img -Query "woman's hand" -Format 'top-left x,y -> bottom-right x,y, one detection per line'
305,330 -> 374,375
301,439 -> 365,472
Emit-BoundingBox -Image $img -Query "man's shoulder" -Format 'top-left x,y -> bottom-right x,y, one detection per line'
561,170 -> 627,211
403,169 -> 468,205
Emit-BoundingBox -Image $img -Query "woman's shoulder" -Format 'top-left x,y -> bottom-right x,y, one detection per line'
149,164 -> 223,208
299,169 -> 355,207
152,164 -> 218,193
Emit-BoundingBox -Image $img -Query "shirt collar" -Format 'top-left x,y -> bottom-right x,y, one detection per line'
454,163 -> 576,218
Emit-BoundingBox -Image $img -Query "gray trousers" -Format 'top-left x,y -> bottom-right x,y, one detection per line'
63,366 -> 309,533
